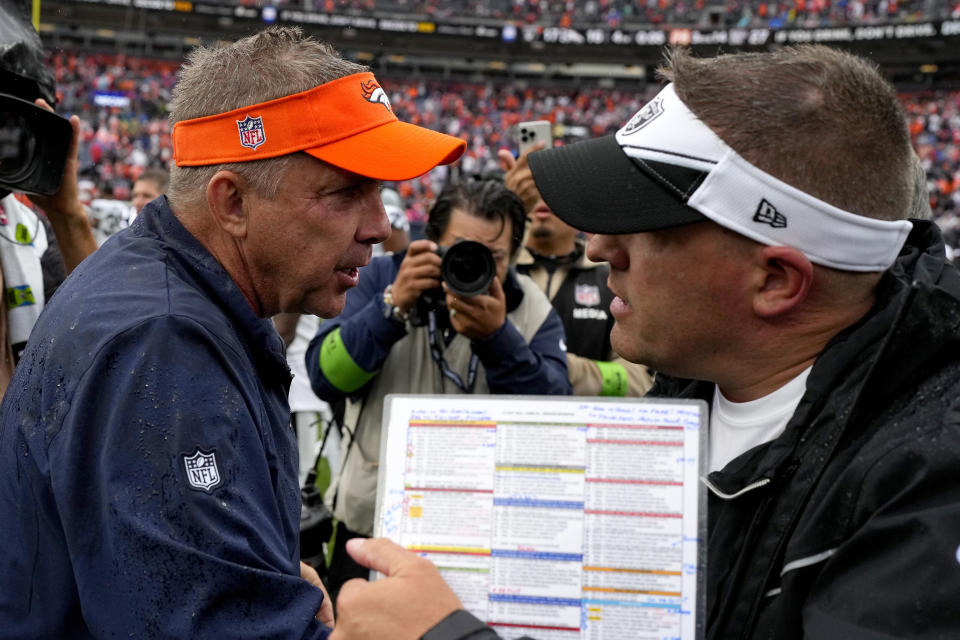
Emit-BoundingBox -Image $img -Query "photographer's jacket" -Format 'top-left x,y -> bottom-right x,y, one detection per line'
306,250 -> 570,536
0,199 -> 330,639
421,220 -> 960,640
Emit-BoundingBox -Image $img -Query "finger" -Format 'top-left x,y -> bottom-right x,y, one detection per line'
67,115 -> 81,161
487,275 -> 505,301
335,575 -> 370,609
345,537 -> 420,577
299,561 -> 335,627
397,253 -> 442,277
300,561 -> 323,588
405,239 -> 439,256
517,140 -> 546,161
399,261 -> 443,279
497,148 -> 517,171
33,98 -> 54,113
317,592 -> 335,628
442,286 -> 458,306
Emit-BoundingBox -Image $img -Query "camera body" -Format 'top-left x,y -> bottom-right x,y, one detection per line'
0,92 -> 72,196
408,240 -> 497,326
0,3 -> 72,198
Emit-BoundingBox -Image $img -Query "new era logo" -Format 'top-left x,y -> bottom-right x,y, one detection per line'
753,199 -> 787,228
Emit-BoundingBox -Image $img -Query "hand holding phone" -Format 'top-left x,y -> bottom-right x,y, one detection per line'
517,120 -> 553,156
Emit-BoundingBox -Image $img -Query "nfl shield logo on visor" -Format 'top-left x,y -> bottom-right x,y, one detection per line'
183,448 -> 222,493
237,115 -> 266,150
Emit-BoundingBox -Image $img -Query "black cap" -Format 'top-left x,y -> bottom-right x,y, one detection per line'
528,135 -> 708,234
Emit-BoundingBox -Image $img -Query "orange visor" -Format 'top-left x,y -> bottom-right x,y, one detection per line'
172,72 -> 465,181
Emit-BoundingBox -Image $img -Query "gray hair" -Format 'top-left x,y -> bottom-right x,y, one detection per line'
167,27 -> 367,211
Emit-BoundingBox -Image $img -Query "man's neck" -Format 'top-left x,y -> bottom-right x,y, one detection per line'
717,300 -> 876,402
173,206 -> 266,317
716,356 -> 818,403
526,235 -> 577,258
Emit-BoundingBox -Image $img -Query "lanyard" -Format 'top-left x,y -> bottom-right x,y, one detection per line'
427,309 -> 479,393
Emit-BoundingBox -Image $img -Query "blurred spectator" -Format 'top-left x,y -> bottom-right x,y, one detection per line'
373,186 -> 410,255
131,167 -> 169,214
87,183 -> 135,246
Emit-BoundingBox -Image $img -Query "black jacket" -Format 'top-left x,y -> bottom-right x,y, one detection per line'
428,220 -> 960,639
654,219 -> 960,639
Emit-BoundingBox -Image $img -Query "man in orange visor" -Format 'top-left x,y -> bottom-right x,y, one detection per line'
0,26 -> 463,639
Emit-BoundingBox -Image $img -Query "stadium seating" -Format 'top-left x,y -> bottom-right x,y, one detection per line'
194,1 -> 960,29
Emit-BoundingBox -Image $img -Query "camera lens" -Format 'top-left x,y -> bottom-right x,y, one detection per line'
441,240 -> 496,297
0,111 -> 36,183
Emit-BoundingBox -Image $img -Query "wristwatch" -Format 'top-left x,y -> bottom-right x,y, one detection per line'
382,284 -> 409,325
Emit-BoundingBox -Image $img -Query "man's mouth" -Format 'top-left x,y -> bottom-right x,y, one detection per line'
610,295 -> 631,316
335,266 -> 360,288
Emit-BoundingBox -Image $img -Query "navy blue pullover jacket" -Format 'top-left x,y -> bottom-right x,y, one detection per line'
0,198 -> 329,639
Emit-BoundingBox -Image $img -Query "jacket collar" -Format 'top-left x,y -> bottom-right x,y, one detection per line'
132,197 -> 289,379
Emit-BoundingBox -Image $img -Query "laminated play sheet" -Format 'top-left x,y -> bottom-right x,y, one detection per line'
374,394 -> 707,640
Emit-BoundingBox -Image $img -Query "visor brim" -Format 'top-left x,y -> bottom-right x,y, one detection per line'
306,120 -> 465,181
528,135 -> 706,234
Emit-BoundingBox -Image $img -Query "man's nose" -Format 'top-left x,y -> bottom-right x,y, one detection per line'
360,192 -> 391,245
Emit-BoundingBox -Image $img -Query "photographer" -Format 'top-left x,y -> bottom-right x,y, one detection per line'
0,1 -> 97,393
306,177 -> 570,600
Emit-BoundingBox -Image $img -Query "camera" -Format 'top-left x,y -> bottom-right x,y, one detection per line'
0,92 -> 72,196
409,240 -> 497,326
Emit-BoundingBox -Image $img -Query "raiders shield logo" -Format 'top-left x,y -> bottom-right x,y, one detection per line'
361,80 -> 393,113
575,283 -> 601,307
237,115 -> 266,150
621,96 -> 664,135
183,448 -> 222,493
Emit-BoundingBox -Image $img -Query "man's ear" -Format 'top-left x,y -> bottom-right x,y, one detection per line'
205,170 -> 249,239
752,246 -> 813,318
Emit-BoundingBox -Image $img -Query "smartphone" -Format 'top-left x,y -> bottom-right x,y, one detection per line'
517,120 -> 553,156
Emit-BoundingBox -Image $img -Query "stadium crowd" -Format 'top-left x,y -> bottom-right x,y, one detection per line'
49,50 -> 959,258
231,0 -> 960,28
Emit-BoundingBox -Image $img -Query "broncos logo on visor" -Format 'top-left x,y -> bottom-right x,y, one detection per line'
361,80 -> 393,113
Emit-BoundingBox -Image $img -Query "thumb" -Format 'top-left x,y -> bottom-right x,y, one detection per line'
497,148 -> 517,171
345,537 -> 417,577
488,273 -> 505,301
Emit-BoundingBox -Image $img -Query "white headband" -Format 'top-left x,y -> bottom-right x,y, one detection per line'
615,84 -> 912,272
